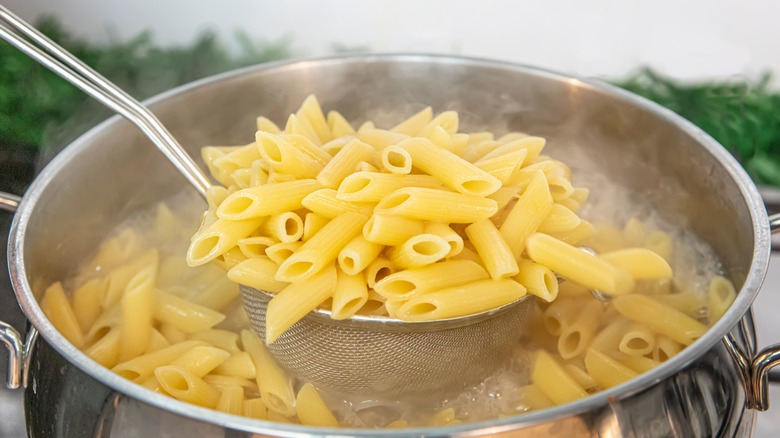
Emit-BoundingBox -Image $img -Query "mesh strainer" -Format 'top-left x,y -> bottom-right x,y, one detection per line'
241,286 -> 534,399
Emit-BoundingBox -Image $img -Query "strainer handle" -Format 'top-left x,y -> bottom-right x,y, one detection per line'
0,191 -> 38,390
0,5 -> 211,199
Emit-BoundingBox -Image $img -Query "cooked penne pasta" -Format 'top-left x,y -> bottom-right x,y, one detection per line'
337,172 -> 441,203
557,300 -> 603,359
119,264 -> 156,362
618,323 -> 656,357
112,340 -> 206,381
538,204 -> 582,234
228,257 -> 289,294
396,279 -> 526,321
391,106 -> 432,136
154,291 -> 226,333
262,212 -> 304,243
515,260 -> 558,302
41,282 -> 85,348
386,234 -> 450,269
296,383 -> 340,427
301,188 -> 374,219
217,179 -> 321,220
155,366 -> 220,408
374,260 -> 489,300
375,187 -> 498,223
267,264 -> 338,342
337,235 -> 383,275
188,218 -> 265,266
213,352 -> 257,379
709,275 -> 737,322
499,171 -> 553,259
331,269 -> 369,320
363,214 -> 424,246
424,222 -> 463,258
240,330 -> 296,416
316,139 -> 376,188
265,242 -> 302,265
584,349 -> 637,389
237,236 -> 276,259
256,115 -> 280,133
531,350 -> 587,404
465,219 -> 519,279
327,110 -> 355,138
366,257 -> 396,288
612,294 -> 707,346
600,248 -> 672,280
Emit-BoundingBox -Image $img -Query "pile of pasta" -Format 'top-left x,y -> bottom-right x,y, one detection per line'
186,95 -> 673,343
36,96 -> 740,427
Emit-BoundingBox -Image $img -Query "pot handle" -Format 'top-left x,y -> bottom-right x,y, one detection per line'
0,190 -> 38,390
729,212 -> 780,411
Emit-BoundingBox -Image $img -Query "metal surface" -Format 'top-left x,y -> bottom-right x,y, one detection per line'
0,5 -> 211,198
3,55 -> 775,436
242,286 -> 533,398
0,192 -> 20,213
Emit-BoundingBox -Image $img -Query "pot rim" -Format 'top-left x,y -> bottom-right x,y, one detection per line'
8,53 -> 771,436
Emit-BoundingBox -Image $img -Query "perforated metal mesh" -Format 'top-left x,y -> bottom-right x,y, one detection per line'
241,286 -> 534,399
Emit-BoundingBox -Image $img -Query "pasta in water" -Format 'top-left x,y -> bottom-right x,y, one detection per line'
40,96 -> 736,428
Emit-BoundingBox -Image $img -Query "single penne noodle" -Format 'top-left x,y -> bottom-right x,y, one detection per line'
228,257 -> 289,294
709,275 -> 737,322
103,249 -> 159,308
418,111 -> 458,137
42,282 -> 85,348
398,138 -> 501,196
391,106 -> 432,136
240,329 -> 296,416
249,160 -> 270,187
618,322 -> 656,357
375,187 -> 498,223
538,204 -> 582,234
276,212 -> 367,282
612,294 -> 707,345
213,351 -> 257,379
170,345 -> 231,377
84,304 -> 120,346
547,174 -> 576,201
499,171 -> 553,259
380,145 -> 412,175
652,335 -> 684,362
600,248 -> 673,280
187,218 -> 265,266
531,350 -> 587,405
112,340 -> 206,381
563,363 -> 599,391
387,234 -> 450,269
243,398 -> 268,420
119,264 -> 156,362
337,172 -> 441,203
203,374 -> 258,392
515,259 -> 559,302
481,136 -> 545,164
154,202 -> 181,241
358,126 -> 410,150
301,188 -> 374,219
337,235 -> 383,275
237,236 -> 277,258
267,264 -> 338,342
284,114 -> 321,145
557,300 -> 604,359
72,278 -> 106,332
526,233 -> 635,295
584,349 -> 637,389
374,260 -> 489,300
465,219 -> 519,279
607,351 -> 661,374
155,366 -> 220,408
265,242 -> 302,265
154,291 -> 226,333
644,230 -> 674,261
366,257 -> 396,288
518,384 -> 554,410
363,214 -> 425,246
548,220 -> 596,246
649,292 -> 710,319
383,299 -> 404,319
215,247 -> 248,271
316,139 -> 376,188
190,329 -> 240,353
303,213 -> 330,242
395,279 -> 526,321
327,110 -> 355,137
331,269 -> 369,320
217,179 -> 321,220
622,217 -> 647,246
262,212 -> 304,243
320,136 -> 355,157
296,94 -> 332,143
424,222 -> 463,258
296,383 -> 340,427
256,115 -> 281,133
84,327 -> 121,368
216,384 -> 245,415
475,149 -> 528,184
449,133 -> 469,156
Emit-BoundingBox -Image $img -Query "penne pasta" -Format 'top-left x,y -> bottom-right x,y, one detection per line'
217,179 -> 321,221
301,188 -> 374,219
228,257 -> 289,294
396,279 -> 526,321
374,260 -> 489,301
267,264 -> 338,342
240,330 -> 296,416
465,219 -> 519,279
375,187 -> 498,223
316,139 -> 376,189
337,235 -> 383,275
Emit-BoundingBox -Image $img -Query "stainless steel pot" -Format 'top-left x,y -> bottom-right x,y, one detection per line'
1,54 -> 780,437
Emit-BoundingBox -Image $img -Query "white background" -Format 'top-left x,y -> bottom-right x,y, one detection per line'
4,1 -> 780,436
5,0 -> 780,81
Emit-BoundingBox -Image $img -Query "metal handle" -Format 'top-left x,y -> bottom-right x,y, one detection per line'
0,5 -> 211,199
0,191 -> 38,389
730,212 -> 780,411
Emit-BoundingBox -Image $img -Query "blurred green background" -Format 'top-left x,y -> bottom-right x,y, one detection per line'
2,18 -> 780,195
